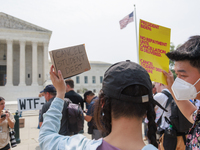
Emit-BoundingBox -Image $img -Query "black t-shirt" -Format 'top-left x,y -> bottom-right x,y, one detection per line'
65,90 -> 84,110
40,97 -> 72,135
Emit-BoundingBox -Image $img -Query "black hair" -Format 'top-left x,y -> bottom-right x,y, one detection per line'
0,97 -> 5,101
166,35 -> 200,72
94,85 -> 158,148
44,92 -> 56,96
65,79 -> 74,88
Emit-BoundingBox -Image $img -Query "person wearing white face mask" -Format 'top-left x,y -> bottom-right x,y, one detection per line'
171,78 -> 200,101
163,35 -> 200,150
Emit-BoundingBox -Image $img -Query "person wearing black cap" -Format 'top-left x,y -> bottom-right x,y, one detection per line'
39,84 -> 57,127
83,91 -> 102,140
39,84 -> 72,136
163,36 -> 200,149
39,62 -> 165,149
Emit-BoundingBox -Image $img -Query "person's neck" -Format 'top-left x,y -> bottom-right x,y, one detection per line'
104,117 -> 145,150
88,96 -> 95,104
157,87 -> 166,93
67,89 -> 74,93
47,96 -> 54,102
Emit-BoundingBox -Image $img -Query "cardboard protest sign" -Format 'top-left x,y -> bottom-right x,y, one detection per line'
139,19 -> 171,85
49,44 -> 91,79
17,96 -> 46,111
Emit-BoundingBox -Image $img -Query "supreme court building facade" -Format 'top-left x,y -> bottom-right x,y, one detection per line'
0,12 -> 52,102
0,12 -> 112,105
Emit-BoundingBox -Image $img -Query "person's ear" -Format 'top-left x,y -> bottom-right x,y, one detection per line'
86,95 -> 89,101
47,92 -> 50,98
101,99 -> 105,108
67,84 -> 70,88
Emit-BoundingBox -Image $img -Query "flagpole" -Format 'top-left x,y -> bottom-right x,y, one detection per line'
134,4 -> 139,64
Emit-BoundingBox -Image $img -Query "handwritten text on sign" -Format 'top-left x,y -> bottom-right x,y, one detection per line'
49,44 -> 91,79
55,46 -> 85,75
17,97 -> 46,111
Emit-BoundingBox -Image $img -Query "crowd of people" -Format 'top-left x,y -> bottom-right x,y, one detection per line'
38,35 -> 200,150
1,35 -> 200,150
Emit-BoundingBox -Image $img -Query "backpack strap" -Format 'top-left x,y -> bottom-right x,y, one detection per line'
156,90 -> 173,127
161,90 -> 173,108
63,100 -> 71,134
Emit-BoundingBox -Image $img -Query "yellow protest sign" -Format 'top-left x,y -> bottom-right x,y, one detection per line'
139,19 -> 171,85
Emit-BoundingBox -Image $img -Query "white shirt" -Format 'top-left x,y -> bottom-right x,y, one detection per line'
154,89 -> 171,129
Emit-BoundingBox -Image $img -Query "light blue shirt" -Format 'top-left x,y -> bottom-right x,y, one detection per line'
39,97 -> 157,150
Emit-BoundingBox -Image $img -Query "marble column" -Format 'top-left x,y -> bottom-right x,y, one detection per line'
43,42 -> 49,83
31,41 -> 38,86
5,39 -> 13,86
19,40 -> 26,86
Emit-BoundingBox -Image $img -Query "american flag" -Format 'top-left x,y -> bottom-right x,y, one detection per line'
119,12 -> 134,29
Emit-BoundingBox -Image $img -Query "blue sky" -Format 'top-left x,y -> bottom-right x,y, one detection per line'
1,0 -> 200,64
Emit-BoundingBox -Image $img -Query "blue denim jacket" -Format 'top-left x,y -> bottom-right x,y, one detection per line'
39,97 -> 157,150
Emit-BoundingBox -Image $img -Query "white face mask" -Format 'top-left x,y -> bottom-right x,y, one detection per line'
171,77 -> 200,100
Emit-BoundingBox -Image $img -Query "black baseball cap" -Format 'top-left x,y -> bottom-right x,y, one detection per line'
84,91 -> 93,102
40,84 -> 56,93
102,60 -> 166,111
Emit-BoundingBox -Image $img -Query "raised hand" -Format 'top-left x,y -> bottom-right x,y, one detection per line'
49,65 -> 66,100
163,69 -> 174,91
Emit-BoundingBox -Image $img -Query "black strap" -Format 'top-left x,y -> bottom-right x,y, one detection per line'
161,90 -> 173,108
157,90 -> 173,127
64,100 -> 71,134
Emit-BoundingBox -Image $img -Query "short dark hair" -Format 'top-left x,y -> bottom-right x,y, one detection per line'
0,97 -> 5,101
166,35 -> 200,72
45,92 -> 56,96
65,79 -> 74,88
84,91 -> 95,101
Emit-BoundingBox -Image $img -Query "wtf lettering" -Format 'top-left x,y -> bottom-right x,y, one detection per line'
18,97 -> 46,111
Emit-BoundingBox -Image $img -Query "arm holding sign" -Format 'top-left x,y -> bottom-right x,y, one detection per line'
163,70 -> 196,124
49,67 -> 66,100
39,66 -> 100,150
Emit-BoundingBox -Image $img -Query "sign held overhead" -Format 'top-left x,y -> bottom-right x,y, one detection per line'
49,44 -> 91,79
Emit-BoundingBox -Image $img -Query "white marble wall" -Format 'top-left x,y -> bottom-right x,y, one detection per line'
25,45 -> 32,85
38,45 -> 44,85
71,62 -> 111,94
0,43 -> 6,66
13,44 -> 20,85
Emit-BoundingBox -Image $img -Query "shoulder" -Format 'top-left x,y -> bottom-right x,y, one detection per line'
43,101 -> 51,108
142,144 -> 157,150
192,109 -> 199,121
154,91 -> 168,101
73,92 -> 83,99
89,101 -> 96,107
61,134 -> 102,150
42,101 -> 52,112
